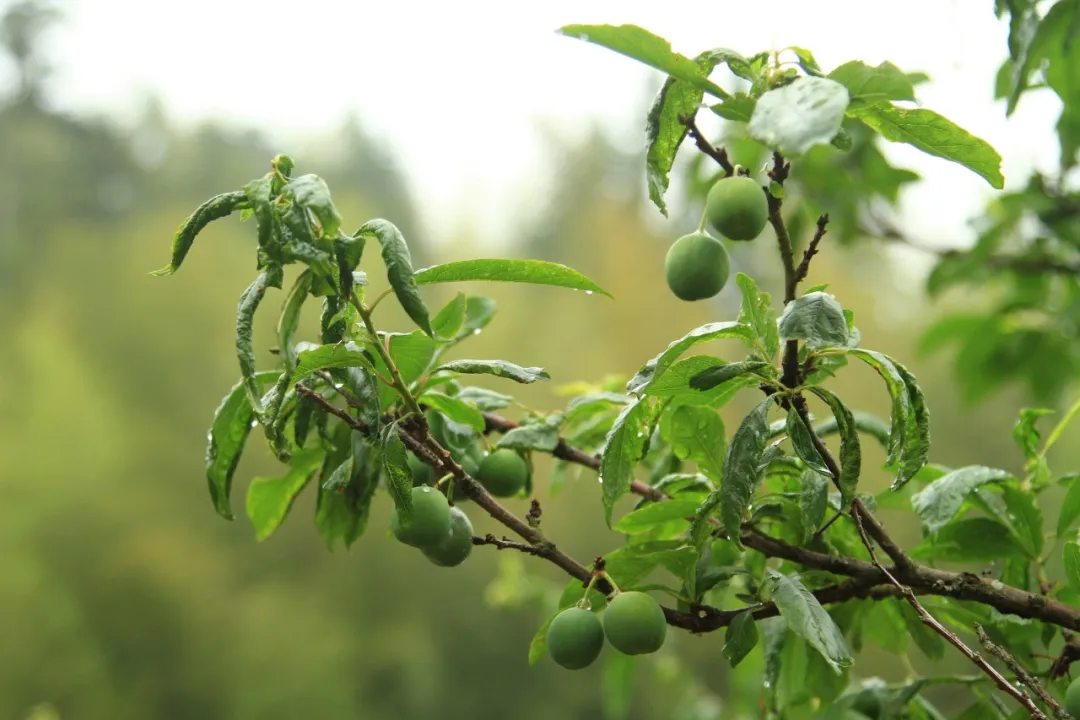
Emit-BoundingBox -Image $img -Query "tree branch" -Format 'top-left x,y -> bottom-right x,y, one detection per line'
680,114 -> 734,176
977,624 -> 1067,720
794,214 -> 830,285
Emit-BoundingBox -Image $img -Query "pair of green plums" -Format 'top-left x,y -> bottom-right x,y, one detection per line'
546,591 -> 668,670
390,486 -> 474,567
665,174 -> 769,302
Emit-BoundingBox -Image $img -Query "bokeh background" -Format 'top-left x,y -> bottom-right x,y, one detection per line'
1,1 -> 1076,718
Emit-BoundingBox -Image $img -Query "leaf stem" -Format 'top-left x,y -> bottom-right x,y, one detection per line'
351,291 -> 425,420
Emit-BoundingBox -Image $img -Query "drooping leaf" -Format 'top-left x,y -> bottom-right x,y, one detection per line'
827,60 -> 917,104
809,387 -> 862,509
613,499 -> 700,534
600,398 -> 654,523
910,466 -> 1012,533
689,360 -> 771,391
346,366 -> 382,430
627,321 -> 755,394
766,568 -> 853,673
151,190 -> 247,276
356,219 -> 433,336
414,258 -> 610,297
748,77 -> 851,156
419,391 -> 486,432
799,470 -> 830,541
691,397 -> 773,548
315,433 -> 382,550
435,359 -> 551,384
849,104 -> 1004,189
785,407 -> 830,477
892,359 -> 931,489
1057,474 -> 1080,537
558,24 -> 730,100
1065,540 -> 1080,592
601,652 -> 637,720
735,273 -> 780,360
246,447 -> 324,541
847,349 -> 911,466
294,342 -> 377,381
1001,484 -> 1044,557
380,423 -> 413,524
814,411 -> 890,450
777,292 -> 849,349
281,174 -> 343,240
236,266 -> 284,414
724,610 -> 760,667
644,49 -> 730,216
206,371 -> 279,520
277,270 -> 312,374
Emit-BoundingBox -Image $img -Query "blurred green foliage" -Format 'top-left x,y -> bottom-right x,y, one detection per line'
3,2 -> 1080,719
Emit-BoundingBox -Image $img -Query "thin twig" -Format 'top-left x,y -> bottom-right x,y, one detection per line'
976,624 -> 1068,719
794,214 -> 830,284
679,114 -> 735,175
811,508 -> 844,542
473,533 -> 551,557
851,509 -> 1047,718
296,384 -> 367,433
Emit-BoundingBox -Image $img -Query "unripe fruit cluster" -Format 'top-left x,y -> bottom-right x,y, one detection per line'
389,486 -> 474,567
413,412 -> 531,500
546,591 -> 667,670
664,174 -> 769,303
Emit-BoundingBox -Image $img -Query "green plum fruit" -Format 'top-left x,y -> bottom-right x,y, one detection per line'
664,232 -> 731,301
422,506 -> 474,567
546,607 -> 605,670
705,175 -> 768,241
603,591 -> 667,656
389,486 -> 451,549
477,448 -> 528,498
1066,676 -> 1080,718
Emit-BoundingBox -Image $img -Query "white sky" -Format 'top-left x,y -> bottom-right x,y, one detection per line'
10,0 -> 1067,248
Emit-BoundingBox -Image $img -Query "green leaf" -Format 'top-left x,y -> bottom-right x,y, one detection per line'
809,387 -> 862,509
455,386 -> 514,411
558,24 -> 730,100
277,270 -> 312,374
431,292 -> 467,340
315,434 -> 382,550
380,423 -> 413,524
387,331 -> 440,386
281,174 -> 342,240
827,60 -> 916,103
627,321 -> 755,394
1057,474 -> 1080,536
766,568 -> 853,673
847,350 -> 910,466
419,391 -> 485,432
346,367 -> 382,430
895,599 -> 944,660
692,397 -> 773,548
662,405 -> 725,481
497,420 -> 561,452
435,359 -> 550,384
777,292 -> 849,349
735,273 -> 779,360
710,93 -> 757,123
748,77 -> 851,156
1065,540 -> 1080,592
911,466 -> 1012,533
600,398 -> 653,524
789,46 -> 824,76
1013,407 -> 1054,462
644,49 -> 728,216
914,518 -> 1023,561
236,267 -> 284,415
724,611 -> 760,668
689,360 -> 771,391
1001,484 -> 1044,557
799,470 -> 830,541
849,104 -> 1004,189
205,372 -> 279,520
640,355 -> 725,397
151,190 -> 247,276
785,407 -> 830,477
356,219 -> 433,336
614,499 -> 701,534
414,258 -> 611,297
294,342 -> 377,381
814,411 -> 890,450
892,359 -> 931,489
245,447 -> 324,542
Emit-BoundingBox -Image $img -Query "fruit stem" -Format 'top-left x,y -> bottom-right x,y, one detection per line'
697,206 -> 708,234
